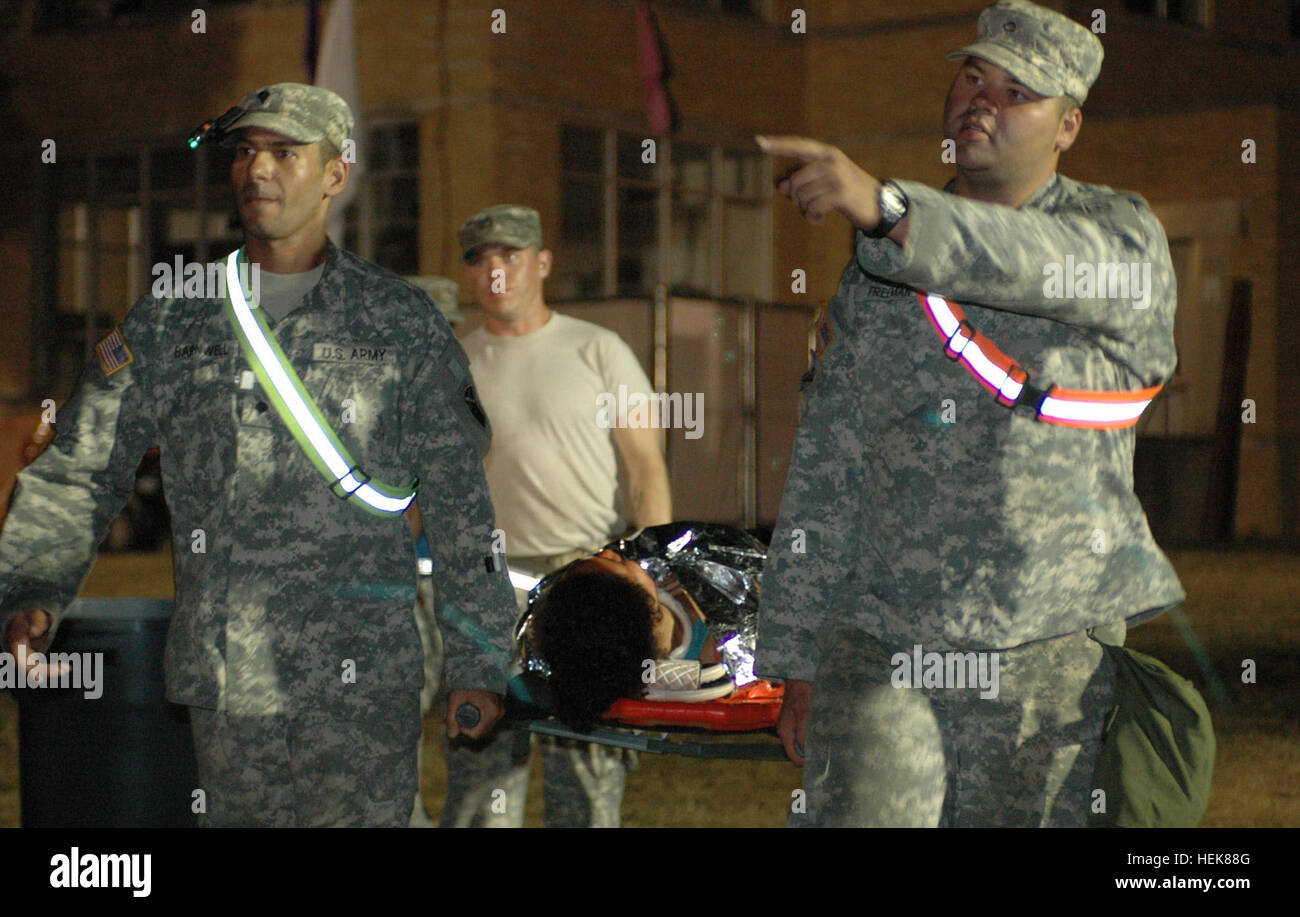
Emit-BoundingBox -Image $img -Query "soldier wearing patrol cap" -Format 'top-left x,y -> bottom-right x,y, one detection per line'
755,0 -> 1184,826
439,204 -> 673,828
0,83 -> 517,826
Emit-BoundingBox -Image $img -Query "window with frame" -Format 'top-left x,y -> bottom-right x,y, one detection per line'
344,121 -> 419,275
1122,0 -> 1209,27
33,0 -> 247,32
556,125 -> 770,302
50,143 -> 238,385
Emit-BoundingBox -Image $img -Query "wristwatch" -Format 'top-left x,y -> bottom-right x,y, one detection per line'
865,180 -> 908,239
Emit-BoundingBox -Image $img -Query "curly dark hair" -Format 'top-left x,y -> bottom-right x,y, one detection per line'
529,569 -> 660,732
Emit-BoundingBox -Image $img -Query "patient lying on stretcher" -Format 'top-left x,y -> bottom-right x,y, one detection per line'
511,522 -> 781,731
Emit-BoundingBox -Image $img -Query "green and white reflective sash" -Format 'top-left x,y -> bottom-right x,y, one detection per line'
223,249 -> 417,516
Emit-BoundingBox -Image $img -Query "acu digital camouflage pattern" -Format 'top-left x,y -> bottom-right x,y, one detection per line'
757,174 -> 1185,686
0,241 -> 517,725
190,703 -> 418,827
792,624 -> 1120,827
946,0 -> 1103,104
229,82 -> 353,151
404,275 -> 464,325
440,726 -> 628,828
457,204 -> 543,257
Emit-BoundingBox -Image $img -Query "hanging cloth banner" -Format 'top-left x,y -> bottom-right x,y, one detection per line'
223,249 -> 418,515
918,292 -> 1162,430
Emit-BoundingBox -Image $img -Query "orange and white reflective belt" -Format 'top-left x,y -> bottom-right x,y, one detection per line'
918,292 -> 1162,430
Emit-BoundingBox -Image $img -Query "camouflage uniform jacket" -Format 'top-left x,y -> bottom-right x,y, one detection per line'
757,173 -> 1186,683
0,243 -> 517,715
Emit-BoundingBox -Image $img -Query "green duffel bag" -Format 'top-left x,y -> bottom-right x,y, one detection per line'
1089,641 -> 1216,827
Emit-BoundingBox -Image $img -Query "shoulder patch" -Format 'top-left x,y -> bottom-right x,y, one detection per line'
95,327 -> 134,376
438,338 -> 492,458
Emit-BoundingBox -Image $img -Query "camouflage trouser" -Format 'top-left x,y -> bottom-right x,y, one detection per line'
791,623 -> 1120,827
190,701 -> 420,827
440,726 -> 628,828
437,550 -> 628,828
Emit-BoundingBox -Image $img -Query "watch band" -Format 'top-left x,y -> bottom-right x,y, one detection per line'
865,180 -> 908,239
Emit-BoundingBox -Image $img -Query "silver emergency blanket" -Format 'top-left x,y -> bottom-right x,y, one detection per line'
513,523 -> 768,694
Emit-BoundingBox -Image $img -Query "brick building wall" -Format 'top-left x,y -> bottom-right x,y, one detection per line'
0,0 -> 1293,536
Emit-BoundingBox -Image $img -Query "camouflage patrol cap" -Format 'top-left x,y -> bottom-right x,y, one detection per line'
405,275 -> 465,324
458,205 -> 542,260
226,82 -> 353,151
947,0 -> 1103,105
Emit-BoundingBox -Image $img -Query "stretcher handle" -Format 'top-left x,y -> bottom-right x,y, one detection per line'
454,703 -> 482,730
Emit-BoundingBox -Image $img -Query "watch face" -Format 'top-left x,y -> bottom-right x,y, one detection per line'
880,184 -> 907,221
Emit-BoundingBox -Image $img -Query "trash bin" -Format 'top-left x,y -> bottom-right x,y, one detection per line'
13,598 -> 198,827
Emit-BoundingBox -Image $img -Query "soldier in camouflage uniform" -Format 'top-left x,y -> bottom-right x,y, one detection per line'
0,84 -> 516,827
755,0 -> 1185,826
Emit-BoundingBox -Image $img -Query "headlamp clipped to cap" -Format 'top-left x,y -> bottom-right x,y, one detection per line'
187,90 -> 269,149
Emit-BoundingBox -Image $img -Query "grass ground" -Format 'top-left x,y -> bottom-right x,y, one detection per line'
2,546 -> 1296,827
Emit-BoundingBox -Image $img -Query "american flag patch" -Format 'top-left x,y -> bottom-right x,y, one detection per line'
95,327 -> 134,376
812,305 -> 834,360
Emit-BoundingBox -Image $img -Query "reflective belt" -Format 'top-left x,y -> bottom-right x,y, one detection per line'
223,249 -> 418,515
918,292 -> 1162,430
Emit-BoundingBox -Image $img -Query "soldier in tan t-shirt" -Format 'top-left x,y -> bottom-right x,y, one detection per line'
441,204 -> 672,828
